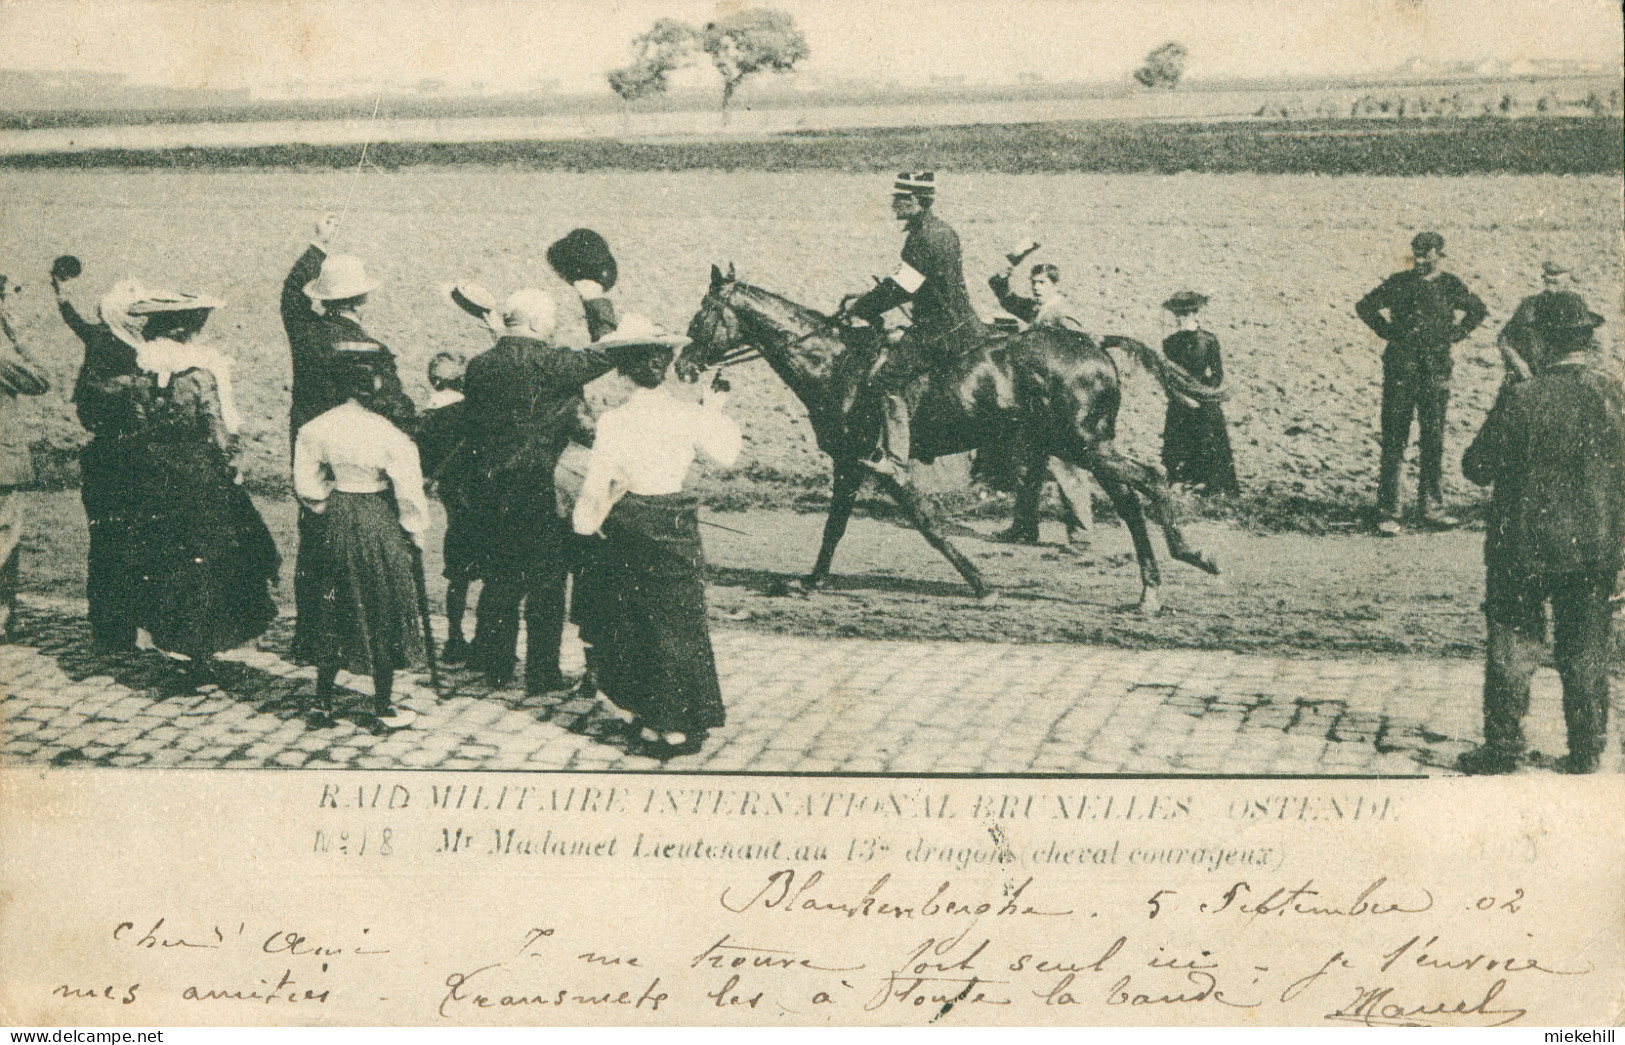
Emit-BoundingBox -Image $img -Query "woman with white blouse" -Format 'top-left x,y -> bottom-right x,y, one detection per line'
294,354 -> 430,730
571,317 -> 741,758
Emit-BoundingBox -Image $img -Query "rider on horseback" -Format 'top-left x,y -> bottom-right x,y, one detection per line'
840,172 -> 984,476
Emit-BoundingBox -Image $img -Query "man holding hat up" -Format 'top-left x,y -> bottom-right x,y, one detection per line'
1356,231 -> 1487,534
844,172 -> 982,475
281,213 -> 416,663
1457,296 -> 1623,775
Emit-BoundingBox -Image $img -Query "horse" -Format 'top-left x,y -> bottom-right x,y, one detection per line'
684,265 -> 1223,612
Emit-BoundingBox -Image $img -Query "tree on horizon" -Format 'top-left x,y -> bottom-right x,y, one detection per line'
1134,42 -> 1188,89
607,8 -> 810,111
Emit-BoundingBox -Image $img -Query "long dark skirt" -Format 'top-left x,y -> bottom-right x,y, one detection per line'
80,436 -> 140,649
1161,402 -> 1239,495
131,439 -> 279,658
309,491 -> 425,677
572,491 -> 725,735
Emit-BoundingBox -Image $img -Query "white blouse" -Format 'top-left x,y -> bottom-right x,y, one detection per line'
294,401 -> 431,546
572,385 -> 741,535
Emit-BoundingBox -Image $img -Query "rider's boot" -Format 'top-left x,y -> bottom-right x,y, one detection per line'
863,394 -> 911,476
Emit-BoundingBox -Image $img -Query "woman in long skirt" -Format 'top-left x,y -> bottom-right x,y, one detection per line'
128,295 -> 278,682
1159,291 -> 1240,496
571,317 -> 741,757
294,355 -> 430,731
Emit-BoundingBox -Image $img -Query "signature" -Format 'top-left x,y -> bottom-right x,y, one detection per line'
1323,978 -> 1528,1026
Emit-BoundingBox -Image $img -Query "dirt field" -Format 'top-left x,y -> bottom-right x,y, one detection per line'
2,167 -> 1619,517
14,488 -> 1494,658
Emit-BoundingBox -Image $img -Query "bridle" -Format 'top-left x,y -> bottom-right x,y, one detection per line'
698,283 -> 846,370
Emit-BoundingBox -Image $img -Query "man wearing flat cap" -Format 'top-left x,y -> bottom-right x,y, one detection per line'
1457,295 -> 1623,775
1497,260 -> 1587,380
1356,231 -> 1487,534
844,172 -> 982,474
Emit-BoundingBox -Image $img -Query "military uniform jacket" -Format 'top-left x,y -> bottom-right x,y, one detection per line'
854,210 -> 982,345
1463,359 -> 1625,579
1356,269 -> 1487,378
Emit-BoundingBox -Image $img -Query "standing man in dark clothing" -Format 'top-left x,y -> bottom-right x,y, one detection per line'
281,214 -> 416,663
1356,231 -> 1487,534
1456,296 -> 1623,775
461,289 -> 615,693
844,172 -> 984,475
53,266 -> 142,650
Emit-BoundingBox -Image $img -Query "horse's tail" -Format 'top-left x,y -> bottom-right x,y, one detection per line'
1100,335 -> 1230,404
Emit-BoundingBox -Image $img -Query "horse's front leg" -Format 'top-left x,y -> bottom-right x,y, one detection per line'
879,474 -> 994,601
805,459 -> 865,589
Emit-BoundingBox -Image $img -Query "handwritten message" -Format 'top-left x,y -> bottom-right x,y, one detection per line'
1,772 -> 1616,1026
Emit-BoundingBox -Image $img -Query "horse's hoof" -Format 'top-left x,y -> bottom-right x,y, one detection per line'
1195,553 -> 1221,576
1136,589 -> 1162,616
975,590 -> 1000,606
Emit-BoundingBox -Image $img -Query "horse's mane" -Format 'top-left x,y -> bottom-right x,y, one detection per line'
727,278 -> 832,333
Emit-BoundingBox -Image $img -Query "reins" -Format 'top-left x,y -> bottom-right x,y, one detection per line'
703,297 -> 846,370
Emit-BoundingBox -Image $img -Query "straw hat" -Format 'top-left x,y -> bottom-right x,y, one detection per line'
593,313 -> 690,352
303,254 -> 378,301
128,290 -> 225,314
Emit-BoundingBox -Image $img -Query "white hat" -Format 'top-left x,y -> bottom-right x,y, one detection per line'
303,254 -> 378,301
440,281 -> 503,333
594,313 -> 691,351
500,288 -> 557,339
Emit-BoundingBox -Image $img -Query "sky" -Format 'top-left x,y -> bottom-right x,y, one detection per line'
0,0 -> 1620,95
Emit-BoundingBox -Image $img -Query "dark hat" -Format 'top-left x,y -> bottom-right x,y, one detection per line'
1410,231 -> 1445,255
1534,292 -> 1605,334
1540,260 -> 1569,279
1161,290 -> 1208,314
892,171 -> 936,199
546,228 -> 618,291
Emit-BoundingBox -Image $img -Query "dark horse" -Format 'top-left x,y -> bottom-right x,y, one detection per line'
685,265 -> 1222,611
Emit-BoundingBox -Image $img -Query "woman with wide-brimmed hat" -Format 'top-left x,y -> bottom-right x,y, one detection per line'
294,352 -> 431,731
122,288 -> 280,685
571,316 -> 740,757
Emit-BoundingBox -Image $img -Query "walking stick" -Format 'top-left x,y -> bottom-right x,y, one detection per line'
410,546 -> 441,695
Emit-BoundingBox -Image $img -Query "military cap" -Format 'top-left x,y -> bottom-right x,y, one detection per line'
1410,231 -> 1445,255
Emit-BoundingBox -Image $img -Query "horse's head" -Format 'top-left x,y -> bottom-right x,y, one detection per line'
683,263 -> 745,371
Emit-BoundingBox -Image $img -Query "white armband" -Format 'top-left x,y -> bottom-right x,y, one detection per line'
892,262 -> 927,294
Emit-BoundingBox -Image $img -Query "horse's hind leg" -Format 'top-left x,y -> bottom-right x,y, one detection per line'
1084,462 -> 1163,614
1048,457 -> 1093,545
879,474 -> 993,600
805,460 -> 865,589
1092,442 -> 1220,576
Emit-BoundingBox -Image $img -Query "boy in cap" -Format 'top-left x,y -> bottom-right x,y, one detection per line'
987,240 -> 1090,335
415,351 -> 477,662
1356,231 -> 1487,534
1458,296 -> 1623,775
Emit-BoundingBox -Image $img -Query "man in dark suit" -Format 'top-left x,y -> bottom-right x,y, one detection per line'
844,172 -> 984,475
462,289 -> 616,693
1498,260 -> 1583,379
1457,296 -> 1624,775
1356,231 -> 1487,533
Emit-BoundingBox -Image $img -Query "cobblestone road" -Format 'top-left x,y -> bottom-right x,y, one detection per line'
2,596 -> 1618,775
